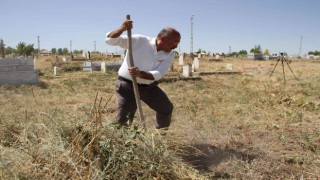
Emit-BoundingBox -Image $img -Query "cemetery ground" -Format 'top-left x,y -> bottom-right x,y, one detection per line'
0,54 -> 320,179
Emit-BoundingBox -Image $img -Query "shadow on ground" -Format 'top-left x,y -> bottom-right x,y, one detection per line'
179,143 -> 256,178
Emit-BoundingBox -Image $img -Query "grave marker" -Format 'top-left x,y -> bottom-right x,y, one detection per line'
83,61 -> 102,71
226,63 -> 233,71
183,64 -> 192,77
178,53 -> 184,66
54,66 -> 58,76
192,57 -> 199,72
101,61 -> 122,73
63,57 -> 71,62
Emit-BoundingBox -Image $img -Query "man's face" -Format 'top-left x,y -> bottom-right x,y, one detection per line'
160,35 -> 180,52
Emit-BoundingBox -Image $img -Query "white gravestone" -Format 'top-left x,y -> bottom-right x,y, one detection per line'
192,58 -> 199,72
226,63 -> 233,71
183,64 -> 192,77
178,54 -> 184,66
63,57 -> 71,62
215,54 -> 220,59
54,66 -> 58,76
101,62 -> 106,73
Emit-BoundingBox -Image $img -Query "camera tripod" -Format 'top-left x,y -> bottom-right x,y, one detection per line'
269,54 -> 298,84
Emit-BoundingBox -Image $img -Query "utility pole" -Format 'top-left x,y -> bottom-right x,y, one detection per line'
70,40 -> 73,59
94,41 -> 96,52
299,35 -> 303,57
70,40 -> 72,53
0,39 -> 5,58
190,15 -> 194,60
37,36 -> 40,58
229,46 -> 231,55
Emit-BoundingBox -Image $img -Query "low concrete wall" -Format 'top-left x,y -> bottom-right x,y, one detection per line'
0,70 -> 39,85
0,59 -> 34,66
83,61 -> 122,72
0,64 -> 34,72
0,58 -> 38,85
101,61 -> 122,72
83,61 -> 101,71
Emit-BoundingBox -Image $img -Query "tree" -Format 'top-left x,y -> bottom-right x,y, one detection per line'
73,50 -> 78,54
63,48 -> 68,54
238,50 -> 248,55
5,46 -> 16,55
263,49 -> 270,56
16,42 -> 34,56
51,48 -> 57,54
25,44 -> 34,56
73,50 -> 82,54
16,42 -> 26,55
196,48 -> 206,54
230,52 -> 238,57
250,45 -> 262,54
309,51 -> 320,56
58,48 -> 63,55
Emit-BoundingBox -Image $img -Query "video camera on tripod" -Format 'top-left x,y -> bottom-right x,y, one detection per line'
269,52 -> 298,84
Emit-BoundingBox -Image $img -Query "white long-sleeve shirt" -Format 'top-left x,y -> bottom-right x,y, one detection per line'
105,32 -> 175,85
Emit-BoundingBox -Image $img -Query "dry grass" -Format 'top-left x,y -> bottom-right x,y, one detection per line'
0,55 -> 319,179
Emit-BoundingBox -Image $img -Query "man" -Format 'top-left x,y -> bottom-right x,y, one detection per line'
105,19 -> 180,129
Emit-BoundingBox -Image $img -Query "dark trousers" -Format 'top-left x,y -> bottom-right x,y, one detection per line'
116,77 -> 173,129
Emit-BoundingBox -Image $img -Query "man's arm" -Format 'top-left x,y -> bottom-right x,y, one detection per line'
139,71 -> 155,80
107,20 -> 133,38
128,67 -> 155,80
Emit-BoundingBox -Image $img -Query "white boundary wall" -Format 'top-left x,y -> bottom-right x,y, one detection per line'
0,58 -> 39,85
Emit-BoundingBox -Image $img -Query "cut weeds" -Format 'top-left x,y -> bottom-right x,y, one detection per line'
0,55 -> 319,179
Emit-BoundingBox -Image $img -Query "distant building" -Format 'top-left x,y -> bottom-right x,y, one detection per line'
39,50 -> 52,56
247,53 -> 270,60
247,53 -> 262,60
304,55 -> 320,59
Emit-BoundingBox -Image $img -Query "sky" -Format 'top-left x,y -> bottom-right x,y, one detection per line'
1,0 -> 319,56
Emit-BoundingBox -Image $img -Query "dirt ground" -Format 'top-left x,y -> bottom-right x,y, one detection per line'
1,54 -> 319,179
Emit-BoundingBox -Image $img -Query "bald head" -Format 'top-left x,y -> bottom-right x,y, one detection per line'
156,27 -> 181,52
157,27 -> 181,39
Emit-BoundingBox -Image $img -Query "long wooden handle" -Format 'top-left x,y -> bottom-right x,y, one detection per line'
126,15 -> 146,129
